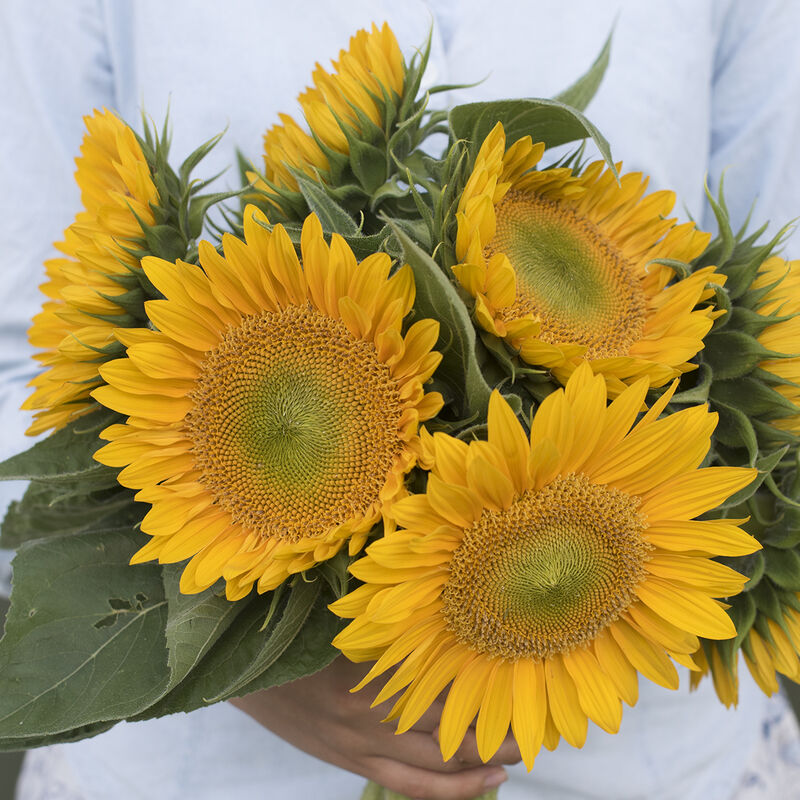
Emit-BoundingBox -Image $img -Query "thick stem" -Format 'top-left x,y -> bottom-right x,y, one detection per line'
360,780 -> 498,800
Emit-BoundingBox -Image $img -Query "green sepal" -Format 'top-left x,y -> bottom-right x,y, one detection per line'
763,546 -> 800,591
187,190 -> 243,241
719,226 -> 789,301
762,516 -> 800,550
703,330 -> 786,381
719,445 -> 788,509
140,222 -> 188,262
722,550 -> 765,591
178,129 -> 227,188
291,171 -> 361,236
554,30 -> 613,111
710,377 -> 800,422
669,363 -> 713,405
711,400 -> 759,464
751,418 -> 800,448
729,305 -> 795,339
729,592 -> 757,653
648,258 -> 691,281
478,330 -> 545,383
751,578 -> 783,622
370,179 -> 414,211
449,98 -> 617,178
98,286 -> 145,319
695,177 -> 735,271
390,224 -> 492,419
0,529 -> 169,745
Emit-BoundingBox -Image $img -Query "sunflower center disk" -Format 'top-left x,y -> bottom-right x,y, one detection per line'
185,305 -> 404,542
442,474 -> 651,660
488,191 -> 647,358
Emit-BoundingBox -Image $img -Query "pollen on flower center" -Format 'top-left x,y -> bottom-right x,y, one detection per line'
184,304 -> 405,542
442,473 -> 651,659
487,191 -> 648,359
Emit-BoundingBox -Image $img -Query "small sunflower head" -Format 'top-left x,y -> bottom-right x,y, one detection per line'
92,208 -> 443,599
693,592 -> 800,707
22,109 -> 161,436
249,22 -> 434,224
23,108 -> 234,437
704,256 -> 800,448
450,122 -> 718,397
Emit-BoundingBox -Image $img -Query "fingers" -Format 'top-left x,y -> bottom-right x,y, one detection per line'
434,726 -> 522,768
366,757 -> 508,800
373,730 -> 469,774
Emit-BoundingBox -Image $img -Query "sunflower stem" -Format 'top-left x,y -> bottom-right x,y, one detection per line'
359,781 -> 498,800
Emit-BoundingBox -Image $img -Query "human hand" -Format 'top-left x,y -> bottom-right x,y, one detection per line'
229,655 -> 520,800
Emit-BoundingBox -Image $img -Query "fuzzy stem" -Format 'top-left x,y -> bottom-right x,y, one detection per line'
360,780 -> 498,800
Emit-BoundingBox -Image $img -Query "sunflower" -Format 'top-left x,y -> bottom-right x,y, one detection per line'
331,363 -> 758,768
452,123 -> 718,396
92,207 -> 442,599
256,22 -> 404,199
22,109 -> 159,435
751,256 -> 800,433
692,598 -> 800,707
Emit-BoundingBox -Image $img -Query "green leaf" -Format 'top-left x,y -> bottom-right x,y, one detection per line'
159,567 -> 247,692
205,578 -> 320,701
292,172 -> 360,236
0,529 -> 169,742
389,224 -> 492,418
554,31 -> 613,111
135,579 -> 337,719
449,98 -> 616,177
0,720 -> 117,753
234,592 -> 341,697
0,483 -> 141,550
0,408 -> 118,485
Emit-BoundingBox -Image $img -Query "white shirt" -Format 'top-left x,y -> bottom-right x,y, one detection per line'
2,1 -> 800,798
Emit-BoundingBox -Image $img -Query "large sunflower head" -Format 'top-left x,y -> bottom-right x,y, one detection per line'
92,208 -> 443,599
23,109 -> 160,435
452,123 -> 718,396
332,363 -> 757,769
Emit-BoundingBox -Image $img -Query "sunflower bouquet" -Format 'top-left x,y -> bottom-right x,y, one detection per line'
1,20 -> 799,800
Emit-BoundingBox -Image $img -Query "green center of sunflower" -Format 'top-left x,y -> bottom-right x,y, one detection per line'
184,305 -> 405,542
442,473 -> 650,659
487,191 -> 647,358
